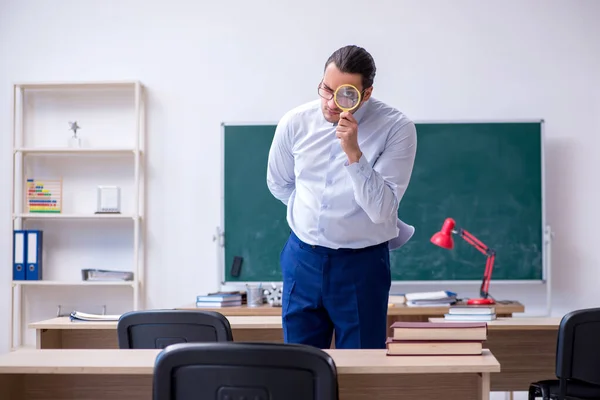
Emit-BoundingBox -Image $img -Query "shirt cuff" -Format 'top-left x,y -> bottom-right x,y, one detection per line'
345,154 -> 372,180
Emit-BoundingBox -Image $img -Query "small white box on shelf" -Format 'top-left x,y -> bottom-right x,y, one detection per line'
96,186 -> 121,213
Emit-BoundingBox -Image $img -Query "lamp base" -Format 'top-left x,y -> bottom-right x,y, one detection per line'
467,298 -> 496,306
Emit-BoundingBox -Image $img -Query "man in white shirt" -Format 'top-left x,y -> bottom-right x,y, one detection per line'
266,45 -> 417,349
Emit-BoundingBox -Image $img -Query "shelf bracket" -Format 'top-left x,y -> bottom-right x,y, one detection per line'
213,227 -> 224,247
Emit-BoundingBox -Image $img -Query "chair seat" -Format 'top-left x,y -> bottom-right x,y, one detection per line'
530,379 -> 600,399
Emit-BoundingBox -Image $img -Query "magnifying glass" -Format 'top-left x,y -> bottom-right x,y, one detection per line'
334,84 -> 361,112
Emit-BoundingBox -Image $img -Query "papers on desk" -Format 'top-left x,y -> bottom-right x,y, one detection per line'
70,311 -> 121,322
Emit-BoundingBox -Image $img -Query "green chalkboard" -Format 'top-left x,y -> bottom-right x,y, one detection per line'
222,121 -> 544,282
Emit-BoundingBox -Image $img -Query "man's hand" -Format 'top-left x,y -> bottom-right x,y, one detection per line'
336,111 -> 362,164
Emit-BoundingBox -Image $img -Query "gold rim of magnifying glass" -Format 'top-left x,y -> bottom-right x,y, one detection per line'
334,84 -> 362,112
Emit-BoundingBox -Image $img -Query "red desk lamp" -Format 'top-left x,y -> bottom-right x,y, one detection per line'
430,218 -> 496,305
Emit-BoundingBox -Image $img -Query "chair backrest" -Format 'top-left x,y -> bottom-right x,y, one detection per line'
117,310 -> 233,349
556,307 -> 600,385
152,342 -> 338,400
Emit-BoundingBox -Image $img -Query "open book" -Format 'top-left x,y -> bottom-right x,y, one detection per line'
69,311 -> 121,322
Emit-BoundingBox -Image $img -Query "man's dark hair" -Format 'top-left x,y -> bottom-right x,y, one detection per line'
324,45 -> 376,89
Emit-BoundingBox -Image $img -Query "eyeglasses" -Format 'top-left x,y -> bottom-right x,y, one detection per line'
317,81 -> 365,101
317,82 -> 335,100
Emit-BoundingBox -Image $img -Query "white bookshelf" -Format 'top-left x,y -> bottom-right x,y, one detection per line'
9,81 -> 146,349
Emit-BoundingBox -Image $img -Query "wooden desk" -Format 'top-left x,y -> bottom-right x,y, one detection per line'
177,301 -> 525,319
0,348 -> 500,400
429,317 -> 560,330
29,316 -> 284,349
429,317 -> 561,392
29,305 -> 526,349
177,301 -> 525,338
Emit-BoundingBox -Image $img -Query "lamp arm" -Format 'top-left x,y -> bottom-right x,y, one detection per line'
456,228 -> 496,299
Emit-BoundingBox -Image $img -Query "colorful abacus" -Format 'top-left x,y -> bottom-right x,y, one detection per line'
26,178 -> 62,213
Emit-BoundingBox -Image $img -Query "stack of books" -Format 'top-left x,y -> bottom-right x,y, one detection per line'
404,290 -> 458,307
444,305 -> 496,321
195,292 -> 243,308
386,321 -> 488,356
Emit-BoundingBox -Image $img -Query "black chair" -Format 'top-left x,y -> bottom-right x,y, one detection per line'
529,307 -> 600,399
117,310 -> 233,349
152,342 -> 338,400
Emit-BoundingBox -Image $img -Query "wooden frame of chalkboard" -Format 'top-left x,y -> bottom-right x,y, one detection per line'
217,120 -> 552,300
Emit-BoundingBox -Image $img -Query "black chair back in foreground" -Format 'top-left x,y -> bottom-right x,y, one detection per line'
153,342 -> 338,400
529,307 -> 600,399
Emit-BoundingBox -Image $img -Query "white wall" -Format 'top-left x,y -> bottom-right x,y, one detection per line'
1,0 -> 599,397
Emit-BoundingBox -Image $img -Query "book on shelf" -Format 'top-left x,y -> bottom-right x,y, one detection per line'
386,321 -> 487,356
81,268 -> 133,281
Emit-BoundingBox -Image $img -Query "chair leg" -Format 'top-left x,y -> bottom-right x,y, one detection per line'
558,379 -> 567,400
529,384 -> 551,400
528,385 -> 538,400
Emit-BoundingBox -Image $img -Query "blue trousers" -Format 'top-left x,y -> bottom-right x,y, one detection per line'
280,231 -> 391,349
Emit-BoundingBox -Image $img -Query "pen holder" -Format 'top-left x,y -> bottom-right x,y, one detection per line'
246,285 -> 264,307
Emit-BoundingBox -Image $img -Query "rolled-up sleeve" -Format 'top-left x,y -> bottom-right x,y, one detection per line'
266,114 -> 296,205
345,121 -> 417,224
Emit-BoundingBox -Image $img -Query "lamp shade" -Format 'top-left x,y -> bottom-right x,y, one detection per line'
430,218 -> 456,249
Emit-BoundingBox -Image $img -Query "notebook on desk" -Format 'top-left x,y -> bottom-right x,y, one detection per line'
69,311 -> 121,322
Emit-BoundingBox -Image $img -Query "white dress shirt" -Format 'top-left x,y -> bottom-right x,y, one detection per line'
267,97 -> 417,250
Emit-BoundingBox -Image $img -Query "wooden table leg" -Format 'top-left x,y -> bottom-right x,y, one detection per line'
478,372 -> 491,400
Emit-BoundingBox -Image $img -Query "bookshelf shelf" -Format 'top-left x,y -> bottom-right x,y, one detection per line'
14,81 -> 141,90
9,81 -> 146,350
14,147 -> 138,155
13,213 -> 139,220
12,280 -> 135,287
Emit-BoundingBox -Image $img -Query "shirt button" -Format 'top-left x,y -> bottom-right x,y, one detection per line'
360,166 -> 364,171
322,204 -> 328,209
326,180 -> 332,185
330,155 -> 335,161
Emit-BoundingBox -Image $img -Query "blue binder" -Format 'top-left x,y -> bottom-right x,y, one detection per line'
25,230 -> 43,280
12,230 -> 26,280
